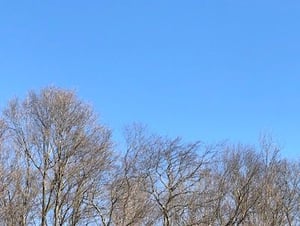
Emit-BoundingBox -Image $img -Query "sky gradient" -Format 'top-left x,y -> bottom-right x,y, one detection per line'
0,1 -> 299,159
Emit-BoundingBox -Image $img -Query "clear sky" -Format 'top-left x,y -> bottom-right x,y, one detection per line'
0,1 -> 299,159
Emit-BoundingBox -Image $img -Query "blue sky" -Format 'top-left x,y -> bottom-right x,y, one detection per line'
0,1 -> 299,159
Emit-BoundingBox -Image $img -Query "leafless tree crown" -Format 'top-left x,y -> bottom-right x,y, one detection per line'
0,87 -> 299,226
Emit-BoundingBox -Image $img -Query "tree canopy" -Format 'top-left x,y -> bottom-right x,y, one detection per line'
0,87 -> 299,226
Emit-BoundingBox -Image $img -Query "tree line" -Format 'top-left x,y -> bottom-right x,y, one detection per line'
0,87 -> 299,225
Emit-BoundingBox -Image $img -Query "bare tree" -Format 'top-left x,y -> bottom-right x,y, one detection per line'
255,136 -> 300,225
110,126 -> 156,226
118,125 -> 214,226
2,87 -> 113,225
213,144 -> 264,226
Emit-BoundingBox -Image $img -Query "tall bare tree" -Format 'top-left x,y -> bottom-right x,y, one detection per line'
2,87 -> 113,225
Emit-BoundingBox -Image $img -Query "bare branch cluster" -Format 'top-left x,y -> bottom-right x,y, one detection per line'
0,87 -> 299,226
